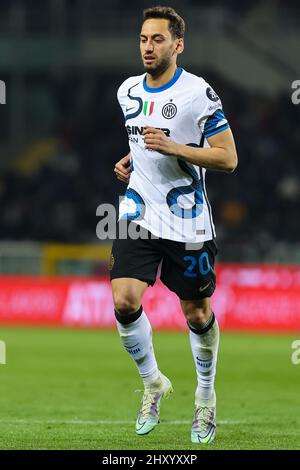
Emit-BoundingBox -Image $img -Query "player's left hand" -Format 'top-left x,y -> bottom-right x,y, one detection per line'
143,126 -> 178,156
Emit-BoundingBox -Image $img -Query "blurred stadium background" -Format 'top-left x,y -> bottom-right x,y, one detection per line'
0,0 -> 300,450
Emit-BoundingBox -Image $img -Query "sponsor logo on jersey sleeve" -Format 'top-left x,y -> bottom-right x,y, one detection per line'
209,103 -> 220,111
206,87 -> 220,102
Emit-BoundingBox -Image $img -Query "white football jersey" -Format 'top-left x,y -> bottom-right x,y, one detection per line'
117,67 -> 229,243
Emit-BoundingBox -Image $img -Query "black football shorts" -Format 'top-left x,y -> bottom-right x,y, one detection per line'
109,223 -> 218,300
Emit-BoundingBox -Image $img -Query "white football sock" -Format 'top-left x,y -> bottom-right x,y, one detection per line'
189,314 -> 219,403
116,310 -> 160,387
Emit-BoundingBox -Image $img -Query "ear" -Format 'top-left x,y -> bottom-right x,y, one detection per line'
175,38 -> 184,55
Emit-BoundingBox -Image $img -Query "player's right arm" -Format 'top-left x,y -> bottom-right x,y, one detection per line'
114,152 -> 131,183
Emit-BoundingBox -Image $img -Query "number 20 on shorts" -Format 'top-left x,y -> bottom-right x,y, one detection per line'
183,252 -> 211,278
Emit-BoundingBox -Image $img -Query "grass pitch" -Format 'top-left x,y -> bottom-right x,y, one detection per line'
0,327 -> 299,450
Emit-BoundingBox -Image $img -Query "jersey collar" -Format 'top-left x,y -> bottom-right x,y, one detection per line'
143,67 -> 183,93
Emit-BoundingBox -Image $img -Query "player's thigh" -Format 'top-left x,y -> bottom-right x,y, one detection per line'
111,277 -> 148,313
109,225 -> 162,287
160,238 -> 218,301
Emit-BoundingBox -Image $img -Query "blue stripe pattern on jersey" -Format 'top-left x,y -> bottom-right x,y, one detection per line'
204,109 -> 229,138
120,188 -> 145,221
205,123 -> 229,138
166,159 -> 203,219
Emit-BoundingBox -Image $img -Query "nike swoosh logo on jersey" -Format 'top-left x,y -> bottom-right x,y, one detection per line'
199,281 -> 212,292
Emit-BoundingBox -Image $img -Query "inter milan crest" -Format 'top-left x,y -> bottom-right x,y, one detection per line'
162,102 -> 177,119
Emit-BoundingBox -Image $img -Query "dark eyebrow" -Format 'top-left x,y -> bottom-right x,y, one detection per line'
140,33 -> 166,39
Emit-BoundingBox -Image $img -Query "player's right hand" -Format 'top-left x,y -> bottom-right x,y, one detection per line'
114,153 -> 131,183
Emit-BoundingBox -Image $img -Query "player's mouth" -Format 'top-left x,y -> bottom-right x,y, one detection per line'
144,56 -> 156,64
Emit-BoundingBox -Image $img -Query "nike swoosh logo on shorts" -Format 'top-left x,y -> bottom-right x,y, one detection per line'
199,281 -> 212,292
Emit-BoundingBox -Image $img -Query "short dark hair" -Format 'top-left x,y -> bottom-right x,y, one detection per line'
142,6 -> 185,39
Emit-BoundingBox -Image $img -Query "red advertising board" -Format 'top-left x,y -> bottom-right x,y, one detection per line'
0,264 -> 300,331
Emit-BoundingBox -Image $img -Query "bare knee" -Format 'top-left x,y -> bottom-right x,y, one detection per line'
181,298 -> 212,326
112,289 -> 141,316
111,278 -> 147,319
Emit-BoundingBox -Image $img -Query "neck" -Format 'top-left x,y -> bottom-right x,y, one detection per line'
146,63 -> 178,88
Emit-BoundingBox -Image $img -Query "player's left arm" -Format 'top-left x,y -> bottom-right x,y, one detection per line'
143,126 -> 238,173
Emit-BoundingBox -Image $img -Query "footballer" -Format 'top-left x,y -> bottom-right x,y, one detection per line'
110,6 -> 238,444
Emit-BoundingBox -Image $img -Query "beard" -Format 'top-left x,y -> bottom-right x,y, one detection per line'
143,53 -> 173,78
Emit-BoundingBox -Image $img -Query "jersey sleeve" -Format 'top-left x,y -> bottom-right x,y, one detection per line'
117,80 -> 128,119
191,82 -> 230,139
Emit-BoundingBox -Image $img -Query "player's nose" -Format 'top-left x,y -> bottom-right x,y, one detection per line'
145,41 -> 154,52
